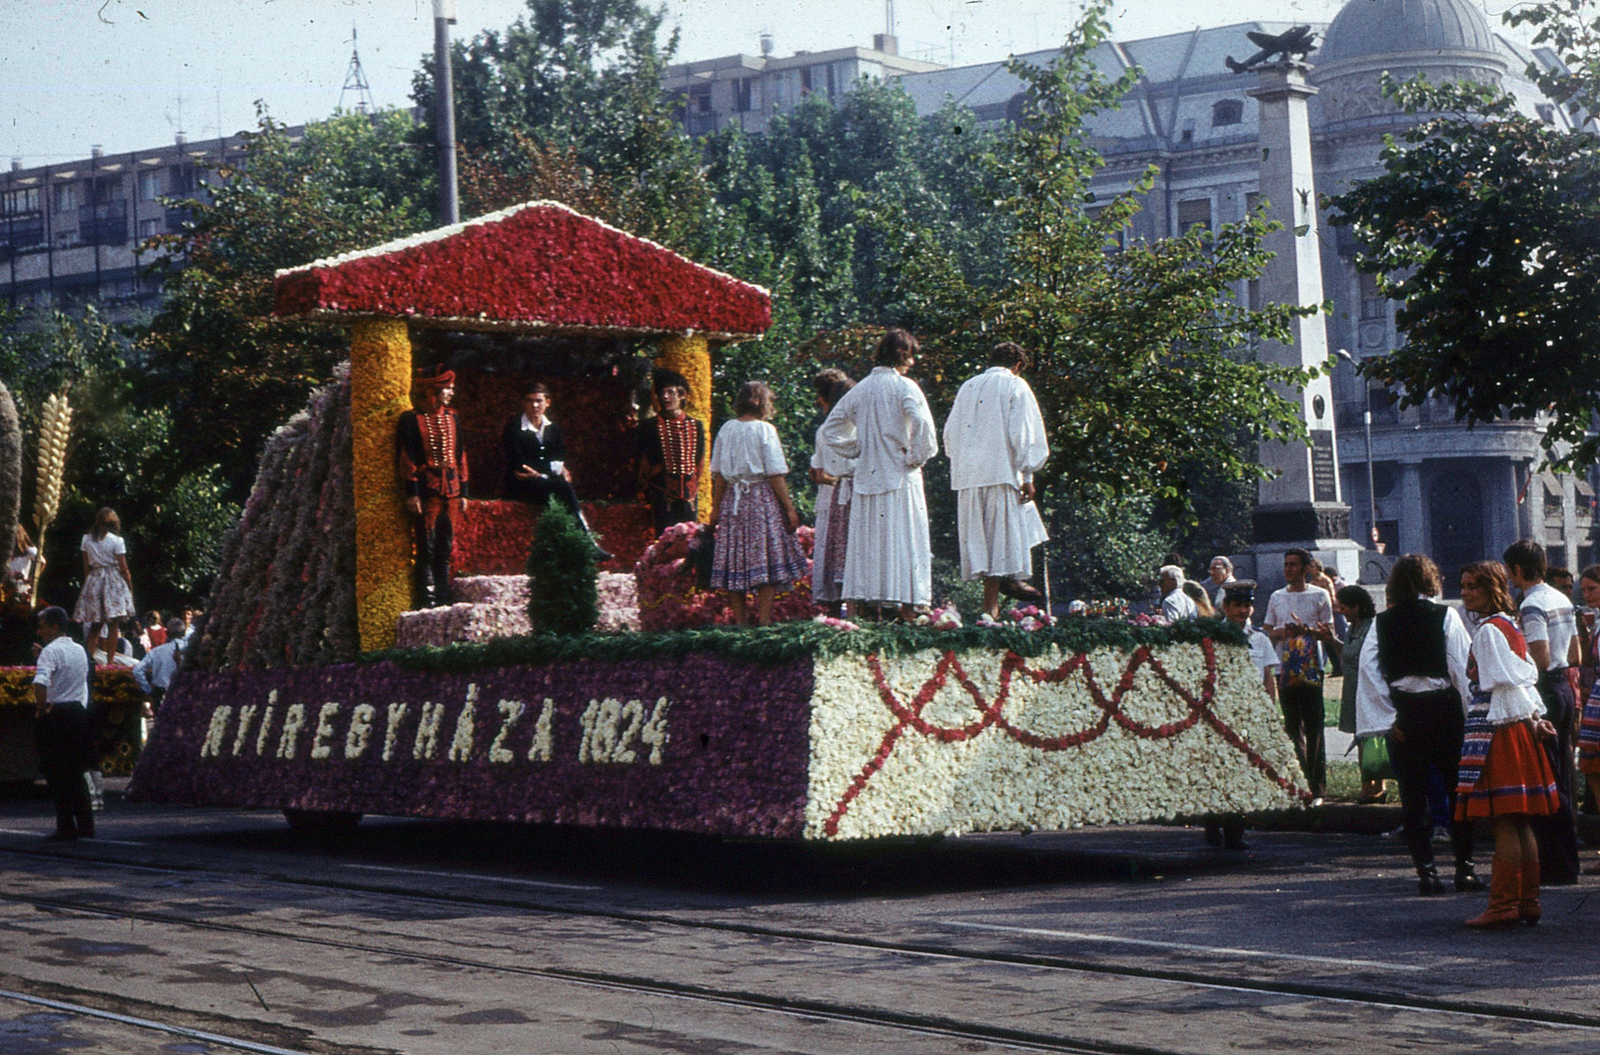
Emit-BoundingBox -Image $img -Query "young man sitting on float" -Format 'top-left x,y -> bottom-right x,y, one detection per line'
501,380 -> 612,561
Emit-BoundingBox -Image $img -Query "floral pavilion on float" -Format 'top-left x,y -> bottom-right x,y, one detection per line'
129,202 -> 1310,839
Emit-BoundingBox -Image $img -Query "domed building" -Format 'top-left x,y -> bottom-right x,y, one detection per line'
897,0 -> 1595,585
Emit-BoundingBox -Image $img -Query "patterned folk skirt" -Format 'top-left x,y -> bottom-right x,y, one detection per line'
1455,705 -> 1561,821
710,478 -> 808,593
812,490 -> 851,603
73,566 -> 135,627
1579,679 -> 1600,776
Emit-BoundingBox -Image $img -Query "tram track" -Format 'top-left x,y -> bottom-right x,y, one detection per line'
3,841 -> 1600,1048
4,886 -> 1150,1055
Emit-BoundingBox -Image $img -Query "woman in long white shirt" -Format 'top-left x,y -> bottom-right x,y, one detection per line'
821,329 -> 938,620
709,382 -> 806,627
808,370 -> 855,614
943,343 -> 1050,620
1454,560 -> 1562,929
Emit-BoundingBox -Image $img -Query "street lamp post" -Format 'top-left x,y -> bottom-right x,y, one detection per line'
433,0 -> 460,225
1335,348 -> 1377,550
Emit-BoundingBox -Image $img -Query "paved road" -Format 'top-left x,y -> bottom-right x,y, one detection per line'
0,785 -> 1595,1054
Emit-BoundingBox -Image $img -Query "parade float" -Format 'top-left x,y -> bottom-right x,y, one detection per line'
129,201 -> 1310,837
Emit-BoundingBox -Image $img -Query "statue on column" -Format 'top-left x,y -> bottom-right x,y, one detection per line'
397,366 -> 468,608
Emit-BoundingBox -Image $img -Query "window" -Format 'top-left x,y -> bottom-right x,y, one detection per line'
1248,279 -> 1262,311
1537,103 -> 1556,125
825,63 -> 838,97
137,170 -> 164,201
1179,120 -> 1195,143
1212,99 -> 1244,127
1176,198 -> 1211,233
1,188 -> 39,216
734,78 -> 754,113
138,218 -> 162,238
54,182 -> 79,212
800,66 -> 813,95
1359,272 -> 1387,320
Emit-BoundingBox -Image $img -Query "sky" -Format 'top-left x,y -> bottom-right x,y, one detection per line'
2,0 -> 1528,166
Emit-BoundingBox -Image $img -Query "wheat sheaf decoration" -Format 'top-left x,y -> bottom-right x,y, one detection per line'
33,391 -> 71,535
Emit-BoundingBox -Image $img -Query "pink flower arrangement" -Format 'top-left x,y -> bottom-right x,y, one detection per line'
812,614 -> 861,632
635,521 -> 817,630
976,605 -> 1054,631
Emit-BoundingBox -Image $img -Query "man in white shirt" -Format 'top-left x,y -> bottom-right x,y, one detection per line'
132,617 -> 187,711
1505,538 -> 1581,885
1159,566 -> 1198,621
822,329 -> 938,619
1262,547 -> 1335,802
31,607 -> 93,840
943,344 -> 1051,621
1355,554 -> 1481,895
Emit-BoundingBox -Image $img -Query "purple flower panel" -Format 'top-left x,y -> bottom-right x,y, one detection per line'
129,656 -> 816,838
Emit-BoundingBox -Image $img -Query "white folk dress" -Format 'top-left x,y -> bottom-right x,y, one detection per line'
822,366 -> 938,607
73,532 -> 134,626
944,367 -> 1051,581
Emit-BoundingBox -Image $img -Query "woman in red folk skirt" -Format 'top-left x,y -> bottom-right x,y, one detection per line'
1576,565 -> 1600,875
1455,561 -> 1562,928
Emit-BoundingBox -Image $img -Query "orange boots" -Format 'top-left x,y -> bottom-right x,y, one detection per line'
1518,858 -> 1541,925
1464,862 -> 1522,929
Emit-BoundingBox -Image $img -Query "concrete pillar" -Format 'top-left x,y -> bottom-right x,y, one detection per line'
1563,474 -> 1579,572
1246,62 -> 1357,588
1397,460 -> 1425,556
349,318 -> 414,652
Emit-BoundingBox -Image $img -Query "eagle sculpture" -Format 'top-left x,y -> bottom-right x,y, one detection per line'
1225,26 -> 1317,73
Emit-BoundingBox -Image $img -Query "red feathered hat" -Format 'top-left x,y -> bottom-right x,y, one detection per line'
413,365 -> 456,390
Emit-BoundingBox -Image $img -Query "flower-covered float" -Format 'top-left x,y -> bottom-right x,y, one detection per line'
130,201 -> 1309,838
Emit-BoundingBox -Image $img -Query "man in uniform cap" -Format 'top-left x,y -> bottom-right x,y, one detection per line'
397,365 -> 468,608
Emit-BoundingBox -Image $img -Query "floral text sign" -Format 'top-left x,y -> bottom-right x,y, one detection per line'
131,656 -> 816,837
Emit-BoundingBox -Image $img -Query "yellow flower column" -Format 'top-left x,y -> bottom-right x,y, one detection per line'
349,319 -> 414,651
654,334 -> 714,522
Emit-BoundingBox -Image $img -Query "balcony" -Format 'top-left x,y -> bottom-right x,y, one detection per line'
77,201 -> 128,246
0,217 -> 45,258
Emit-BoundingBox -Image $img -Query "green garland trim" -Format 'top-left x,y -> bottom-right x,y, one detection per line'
361,618 -> 1249,673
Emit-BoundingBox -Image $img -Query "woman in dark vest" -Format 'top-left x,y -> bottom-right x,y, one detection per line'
1355,554 -> 1483,895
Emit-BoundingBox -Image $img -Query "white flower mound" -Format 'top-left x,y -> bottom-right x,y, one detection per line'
805,642 -> 1305,840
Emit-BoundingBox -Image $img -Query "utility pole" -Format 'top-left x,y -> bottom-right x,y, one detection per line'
433,0 -> 460,225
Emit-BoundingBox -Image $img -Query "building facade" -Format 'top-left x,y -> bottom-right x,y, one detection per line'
1,131 -> 266,320
895,0 -> 1597,582
663,33 -> 943,137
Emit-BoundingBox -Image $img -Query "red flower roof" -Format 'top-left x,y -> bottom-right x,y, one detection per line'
273,201 -> 772,341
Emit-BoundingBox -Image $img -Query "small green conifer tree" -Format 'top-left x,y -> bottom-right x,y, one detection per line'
526,503 -> 598,636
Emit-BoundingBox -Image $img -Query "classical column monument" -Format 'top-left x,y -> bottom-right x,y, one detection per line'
1228,28 -> 1361,590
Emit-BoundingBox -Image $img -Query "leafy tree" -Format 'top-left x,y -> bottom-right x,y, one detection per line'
0,307 -> 238,608
140,109 -> 432,497
416,0 -> 708,251
1327,9 -> 1600,470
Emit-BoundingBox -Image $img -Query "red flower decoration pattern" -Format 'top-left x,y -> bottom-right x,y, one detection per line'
824,639 -> 1312,837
